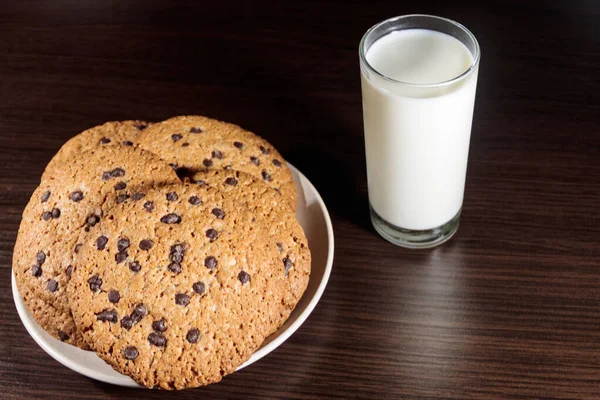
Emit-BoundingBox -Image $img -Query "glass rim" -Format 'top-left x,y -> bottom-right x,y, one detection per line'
359,14 -> 481,88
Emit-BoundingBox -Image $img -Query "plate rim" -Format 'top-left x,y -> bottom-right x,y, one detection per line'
11,162 -> 334,387
238,162 -> 335,370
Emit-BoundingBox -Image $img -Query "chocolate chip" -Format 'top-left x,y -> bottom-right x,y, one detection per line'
31,262 -> 42,278
132,192 -> 145,200
34,255 -> 45,269
148,332 -> 167,347
233,141 -> 243,149
152,318 -> 167,332
272,159 -> 282,167
122,140 -> 134,146
190,127 -> 202,133
96,309 -> 118,323
42,211 -> 52,221
171,133 -> 183,142
129,261 -> 141,272
87,214 -> 101,227
211,208 -> 224,219
171,243 -> 184,254
169,163 -> 178,170
175,293 -> 190,306
205,229 -> 218,241
100,137 -> 111,144
36,252 -> 46,266
276,242 -> 283,253
250,156 -> 260,166
160,213 -> 182,224
191,178 -> 206,186
88,274 -> 102,292
74,243 -> 83,254
108,289 -> 120,303
96,235 -> 108,250
58,330 -> 70,341
192,281 -> 205,295
120,316 -> 134,330
223,165 -> 232,170
166,192 -> 178,201
41,191 -> 51,203
114,182 -> 126,191
238,271 -> 250,284
117,238 -> 130,252
131,304 -> 147,324
261,170 -> 272,182
143,201 -> 154,212
133,304 -> 147,319
66,265 -> 73,277
31,265 -> 42,277
123,346 -> 138,360
139,239 -> 153,251
260,145 -> 270,155
224,177 -> 237,186
202,159 -> 213,167
116,194 -> 130,204
212,150 -> 223,159
111,168 -> 125,178
102,171 -> 112,181
188,196 -> 201,205
135,123 -> 147,130
283,257 -> 293,276
69,191 -> 84,202
170,244 -> 185,262
186,328 -> 200,344
51,208 -> 61,219
182,142 -> 189,147
115,251 -> 128,264
168,263 -> 181,274
170,251 -> 184,262
204,256 -> 217,269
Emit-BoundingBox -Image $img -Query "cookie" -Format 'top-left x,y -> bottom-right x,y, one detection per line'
13,146 -> 179,348
42,120 -> 150,181
190,169 -> 310,324
137,115 -> 297,210
68,182 -> 291,389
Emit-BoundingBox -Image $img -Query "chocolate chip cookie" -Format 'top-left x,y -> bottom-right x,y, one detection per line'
137,115 -> 297,210
68,182 -> 289,389
190,169 -> 310,330
13,146 -> 179,348
42,120 -> 150,181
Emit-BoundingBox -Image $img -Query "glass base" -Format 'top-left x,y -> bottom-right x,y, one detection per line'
370,206 -> 461,249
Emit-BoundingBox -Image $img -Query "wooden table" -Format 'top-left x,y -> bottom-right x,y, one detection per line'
1,1 -> 599,399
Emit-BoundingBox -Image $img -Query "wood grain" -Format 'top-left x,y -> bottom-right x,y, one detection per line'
0,0 -> 599,398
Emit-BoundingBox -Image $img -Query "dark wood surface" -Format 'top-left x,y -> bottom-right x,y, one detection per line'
1,1 -> 599,399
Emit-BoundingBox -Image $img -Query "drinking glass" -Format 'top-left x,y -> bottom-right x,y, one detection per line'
359,15 -> 480,248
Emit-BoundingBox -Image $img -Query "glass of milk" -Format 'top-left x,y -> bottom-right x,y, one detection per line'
360,15 -> 480,248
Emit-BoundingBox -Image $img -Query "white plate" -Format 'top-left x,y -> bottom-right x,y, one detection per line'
12,163 -> 334,387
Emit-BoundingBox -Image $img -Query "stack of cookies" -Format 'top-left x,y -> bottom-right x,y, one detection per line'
13,116 -> 311,389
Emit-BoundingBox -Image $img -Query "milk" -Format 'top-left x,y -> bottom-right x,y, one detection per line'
361,29 -> 478,231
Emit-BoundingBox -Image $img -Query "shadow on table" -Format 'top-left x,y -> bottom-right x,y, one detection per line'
286,145 -> 371,233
